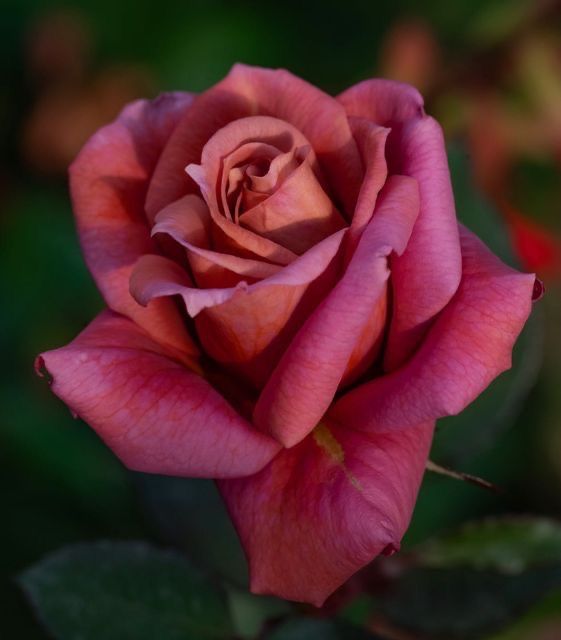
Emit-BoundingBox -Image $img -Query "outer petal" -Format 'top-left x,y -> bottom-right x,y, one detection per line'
219,419 -> 434,606
331,226 -> 536,432
339,80 -> 462,369
254,176 -> 419,447
70,92 -> 198,357
36,311 -> 280,478
338,78 -> 424,127
147,64 -> 363,218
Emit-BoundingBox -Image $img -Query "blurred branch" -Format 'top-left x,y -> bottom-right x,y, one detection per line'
426,460 -> 503,494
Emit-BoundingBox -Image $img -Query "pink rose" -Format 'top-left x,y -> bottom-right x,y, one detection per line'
37,65 -> 537,605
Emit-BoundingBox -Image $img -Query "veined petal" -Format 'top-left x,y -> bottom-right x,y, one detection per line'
339,79 -> 462,369
220,419 -> 434,605
332,226 -> 536,432
254,175 -> 419,447
69,92 -> 198,358
37,311 -> 280,478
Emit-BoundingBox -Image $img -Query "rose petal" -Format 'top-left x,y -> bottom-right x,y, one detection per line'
339,80 -> 462,369
331,226 -> 536,432
69,92 -> 198,357
219,418 -> 434,605
254,175 -> 420,447
37,311 -> 280,478
186,116 -> 317,264
151,196 -> 281,287
147,64 -> 363,219
348,117 -> 390,237
239,154 -> 346,254
338,78 -> 425,126
131,230 -> 346,386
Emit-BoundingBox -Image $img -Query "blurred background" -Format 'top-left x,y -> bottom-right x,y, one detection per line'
1,0 -> 561,638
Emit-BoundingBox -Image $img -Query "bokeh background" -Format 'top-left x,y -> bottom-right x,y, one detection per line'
1,0 -> 561,638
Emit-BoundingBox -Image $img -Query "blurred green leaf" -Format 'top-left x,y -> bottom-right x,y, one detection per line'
134,474 -> 248,586
414,516 -> 561,574
377,565 -> 561,639
227,589 -> 290,639
485,590 -> 561,640
448,142 -> 516,265
266,618 -> 381,640
19,541 -> 233,640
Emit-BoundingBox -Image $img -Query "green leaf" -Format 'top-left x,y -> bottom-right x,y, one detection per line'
449,142 -> 516,266
227,589 -> 290,639
266,618 -> 381,639
485,590 -> 561,640
378,517 -> 561,638
377,565 -> 561,639
415,517 -> 561,574
135,474 -> 248,586
19,541 -> 233,640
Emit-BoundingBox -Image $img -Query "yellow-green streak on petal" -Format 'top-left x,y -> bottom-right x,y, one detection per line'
313,422 -> 363,491
313,422 -> 344,463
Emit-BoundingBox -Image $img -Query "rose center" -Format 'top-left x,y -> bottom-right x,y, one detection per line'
221,142 -> 304,223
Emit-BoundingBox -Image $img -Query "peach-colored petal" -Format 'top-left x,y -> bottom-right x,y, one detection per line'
219,419 -> 434,605
37,311 -> 280,478
331,226 -> 536,432
254,175 -> 420,447
147,64 -> 363,219
339,80 -> 462,369
247,146 -> 301,195
224,65 -> 363,215
239,156 -> 346,254
151,196 -> 281,287
338,78 -> 425,126
131,228 -> 344,315
131,230 -> 346,386
69,92 -> 198,358
186,116 -> 318,263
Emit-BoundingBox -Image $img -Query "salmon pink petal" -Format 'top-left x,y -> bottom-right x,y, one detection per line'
194,230 -> 346,386
152,197 -> 281,287
224,65 -> 363,215
147,64 -> 363,218
348,117 -> 390,237
152,194 -> 211,248
332,226 -> 536,432
339,80 -> 462,369
130,254 -> 238,316
132,228 -> 344,316
194,115 -> 317,197
70,92 -> 198,357
37,311 -> 280,478
338,78 -> 424,126
239,158 -> 346,255
219,419 -> 434,605
254,175 -> 419,447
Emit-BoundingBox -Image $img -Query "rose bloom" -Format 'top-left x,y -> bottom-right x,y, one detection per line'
37,65 -> 537,605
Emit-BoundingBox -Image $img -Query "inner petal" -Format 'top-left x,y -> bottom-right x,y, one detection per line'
186,116 -> 323,262
238,149 -> 347,255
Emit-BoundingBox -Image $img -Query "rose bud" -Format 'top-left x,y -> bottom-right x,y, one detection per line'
36,65 -> 538,606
